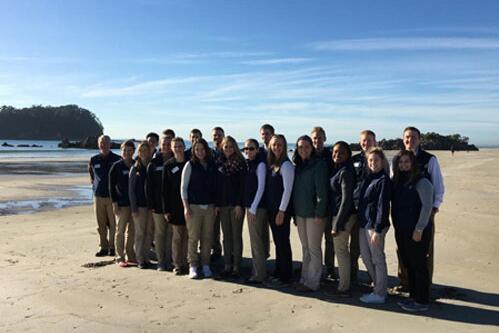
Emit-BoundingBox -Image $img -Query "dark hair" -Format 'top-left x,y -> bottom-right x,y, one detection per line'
267,134 -> 288,170
146,132 -> 159,141
392,150 -> 420,185
403,126 -> 421,138
162,129 -> 176,138
120,139 -> 135,150
260,124 -> 275,134
332,141 -> 352,160
191,138 -> 213,163
292,135 -> 316,167
190,128 -> 202,137
212,126 -> 225,134
245,138 -> 259,148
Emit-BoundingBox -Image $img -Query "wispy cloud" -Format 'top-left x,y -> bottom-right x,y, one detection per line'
241,57 -> 314,65
125,51 -> 273,64
310,37 -> 499,51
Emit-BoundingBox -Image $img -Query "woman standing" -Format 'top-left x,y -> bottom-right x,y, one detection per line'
329,141 -> 356,296
181,139 -> 217,279
392,150 -> 433,312
265,134 -> 294,287
358,147 -> 391,304
162,137 -> 189,275
216,136 -> 246,278
129,141 -> 153,269
243,138 -> 268,284
109,140 -> 137,267
292,135 -> 329,292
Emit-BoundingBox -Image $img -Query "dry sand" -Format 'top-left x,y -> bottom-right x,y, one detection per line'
0,150 -> 498,332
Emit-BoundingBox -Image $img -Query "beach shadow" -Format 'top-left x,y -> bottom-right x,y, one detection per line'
208,257 -> 499,327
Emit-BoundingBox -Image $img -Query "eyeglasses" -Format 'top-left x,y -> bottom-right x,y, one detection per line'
243,147 -> 256,151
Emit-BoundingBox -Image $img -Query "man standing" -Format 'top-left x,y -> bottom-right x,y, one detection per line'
146,132 -> 159,157
351,130 -> 377,282
89,135 -> 121,257
259,124 -> 274,159
211,126 -> 225,260
395,126 -> 445,290
311,126 -> 335,279
147,130 -> 175,271
185,128 -> 202,160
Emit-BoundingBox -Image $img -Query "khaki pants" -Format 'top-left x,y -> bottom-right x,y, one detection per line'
115,206 -> 136,262
153,213 -> 172,268
94,196 -> 116,250
398,218 -> 435,286
186,205 -> 215,267
296,216 -> 325,291
247,208 -> 268,281
359,227 -> 388,297
220,206 -> 245,269
172,225 -> 188,270
133,208 -> 154,265
333,215 -> 356,291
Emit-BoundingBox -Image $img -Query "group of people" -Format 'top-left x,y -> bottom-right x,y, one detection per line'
88,124 -> 444,313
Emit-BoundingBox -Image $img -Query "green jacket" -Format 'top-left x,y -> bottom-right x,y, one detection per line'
292,158 -> 329,218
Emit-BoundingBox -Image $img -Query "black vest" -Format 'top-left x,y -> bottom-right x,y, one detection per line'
244,158 -> 266,209
265,159 -> 292,213
187,161 -> 216,205
415,149 -> 434,181
391,176 -> 431,234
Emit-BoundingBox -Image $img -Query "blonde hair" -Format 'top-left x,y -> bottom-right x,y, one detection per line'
267,134 -> 288,171
221,136 -> 245,164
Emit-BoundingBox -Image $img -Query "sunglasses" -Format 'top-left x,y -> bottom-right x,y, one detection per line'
243,147 -> 256,151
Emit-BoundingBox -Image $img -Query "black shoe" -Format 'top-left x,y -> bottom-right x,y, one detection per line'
108,249 -> 116,257
245,278 -> 263,285
95,249 -> 108,257
219,270 -> 232,279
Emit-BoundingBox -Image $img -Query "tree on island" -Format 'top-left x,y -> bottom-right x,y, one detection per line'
350,132 -> 479,151
0,105 -> 103,140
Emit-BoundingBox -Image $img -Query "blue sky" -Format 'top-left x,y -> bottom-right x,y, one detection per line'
1,0 -> 499,145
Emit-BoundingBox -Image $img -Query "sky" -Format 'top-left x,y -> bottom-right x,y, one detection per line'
1,0 -> 499,146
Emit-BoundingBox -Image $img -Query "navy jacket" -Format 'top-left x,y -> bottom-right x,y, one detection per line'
129,163 -> 148,212
109,159 -> 132,207
147,154 -> 171,213
88,151 -> 121,197
358,170 -> 391,233
329,162 -> 356,231
244,158 -> 266,209
162,158 -> 186,225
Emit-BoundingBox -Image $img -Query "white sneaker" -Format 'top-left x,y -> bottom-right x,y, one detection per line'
189,266 -> 199,279
360,292 -> 386,304
202,265 -> 213,278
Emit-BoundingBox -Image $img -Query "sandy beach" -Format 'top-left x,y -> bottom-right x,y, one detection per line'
1,149 -> 498,332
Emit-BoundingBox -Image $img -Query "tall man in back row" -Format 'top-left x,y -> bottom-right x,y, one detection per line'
89,135 -> 121,256
394,126 -> 445,290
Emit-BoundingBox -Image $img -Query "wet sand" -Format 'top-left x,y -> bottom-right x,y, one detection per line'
0,150 -> 498,332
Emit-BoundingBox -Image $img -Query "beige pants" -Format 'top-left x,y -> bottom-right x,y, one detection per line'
153,213 -> 172,268
247,208 -> 268,281
186,205 -> 215,267
115,206 -> 136,262
94,196 -> 116,250
333,215 -> 356,291
359,227 -> 388,297
220,206 -> 245,269
296,216 -> 325,290
172,225 -> 188,270
133,208 -> 154,265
